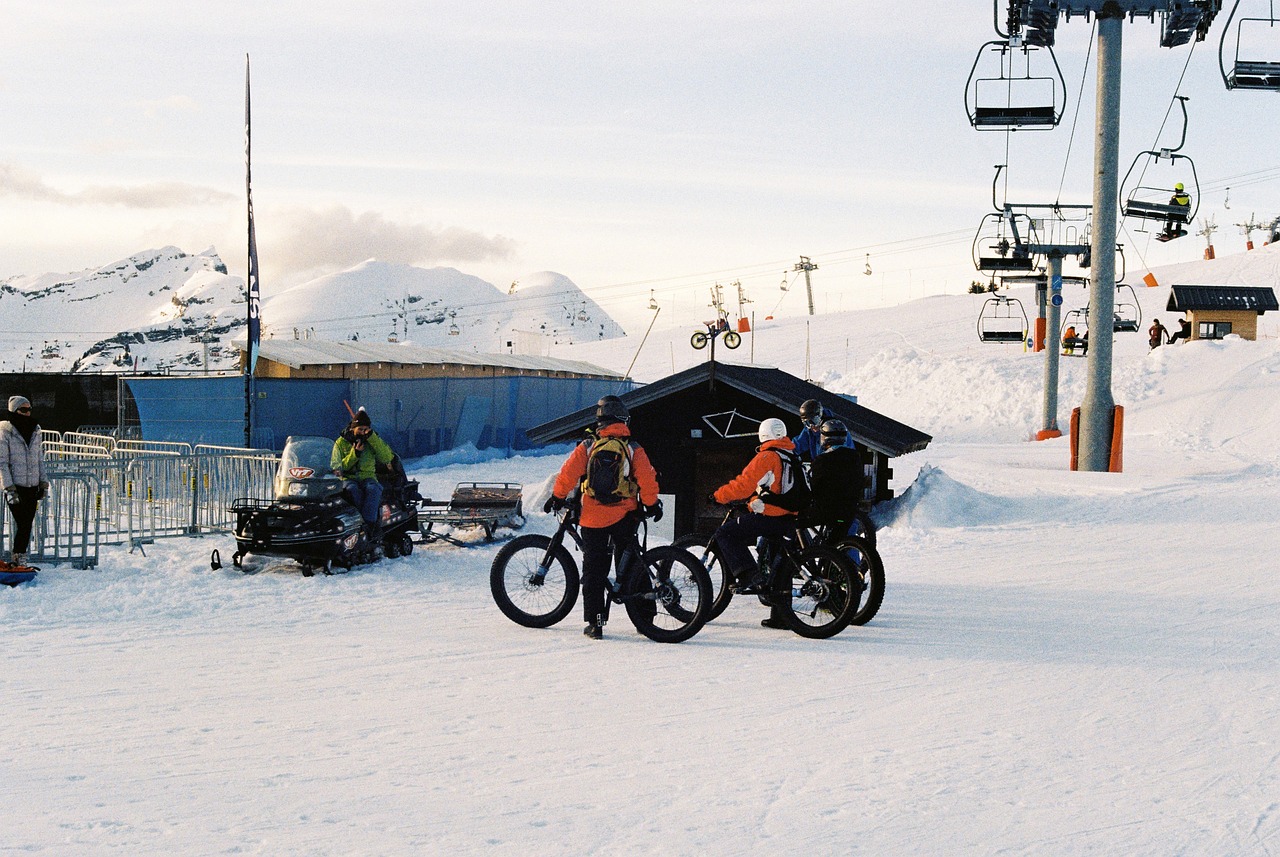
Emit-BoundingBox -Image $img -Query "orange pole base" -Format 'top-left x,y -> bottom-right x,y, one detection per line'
1035,429 -> 1063,441
1069,405 -> 1123,471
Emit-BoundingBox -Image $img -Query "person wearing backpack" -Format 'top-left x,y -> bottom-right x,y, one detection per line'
710,417 -> 807,603
544,399 -> 661,640
806,420 -> 866,530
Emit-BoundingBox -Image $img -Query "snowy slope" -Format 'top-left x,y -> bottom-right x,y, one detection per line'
0,247 -> 244,373
3,246 -> 1280,854
261,263 -> 626,350
0,253 -> 626,373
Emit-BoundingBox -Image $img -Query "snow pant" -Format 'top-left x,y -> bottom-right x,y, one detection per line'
6,484 -> 42,555
343,478 -> 383,525
714,511 -> 797,582
579,517 -> 638,625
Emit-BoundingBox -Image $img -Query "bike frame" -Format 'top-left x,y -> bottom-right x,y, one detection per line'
538,503 -> 650,622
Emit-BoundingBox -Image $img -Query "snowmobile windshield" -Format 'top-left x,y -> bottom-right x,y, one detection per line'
275,436 -> 343,500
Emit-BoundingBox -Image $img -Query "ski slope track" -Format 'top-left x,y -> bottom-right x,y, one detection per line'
3,249 -> 1280,854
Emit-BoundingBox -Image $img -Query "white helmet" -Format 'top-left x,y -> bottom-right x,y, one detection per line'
758,417 -> 788,443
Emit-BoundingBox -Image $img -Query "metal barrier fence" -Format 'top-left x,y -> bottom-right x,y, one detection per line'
11,440 -> 279,566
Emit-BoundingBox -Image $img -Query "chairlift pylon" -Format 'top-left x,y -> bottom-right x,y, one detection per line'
1219,0 -> 1280,90
1119,96 -> 1200,240
976,293 -> 1029,344
964,39 -> 1067,130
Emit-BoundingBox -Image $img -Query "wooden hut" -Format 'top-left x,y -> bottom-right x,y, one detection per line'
526,361 -> 932,537
1165,285 -> 1278,341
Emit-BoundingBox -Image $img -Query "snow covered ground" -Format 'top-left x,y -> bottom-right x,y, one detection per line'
4,250 -> 1280,854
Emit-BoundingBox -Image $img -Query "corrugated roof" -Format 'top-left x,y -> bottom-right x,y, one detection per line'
527,360 -> 932,457
1167,285 -> 1279,313
241,338 -> 623,378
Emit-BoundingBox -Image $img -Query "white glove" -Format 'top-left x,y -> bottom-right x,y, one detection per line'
749,497 -> 765,514
3,487 -> 17,506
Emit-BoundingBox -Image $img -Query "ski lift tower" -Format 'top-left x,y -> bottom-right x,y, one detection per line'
1006,0 -> 1220,471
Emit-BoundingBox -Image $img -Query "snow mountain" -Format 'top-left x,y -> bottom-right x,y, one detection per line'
0,246 -> 244,373
0,251 -> 626,373
261,263 -> 626,352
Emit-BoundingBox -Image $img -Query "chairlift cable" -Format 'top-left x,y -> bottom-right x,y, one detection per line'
1055,21 -> 1096,205
1131,41 -> 1199,205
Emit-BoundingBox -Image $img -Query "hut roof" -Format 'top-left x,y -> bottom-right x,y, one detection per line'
527,361 -> 932,458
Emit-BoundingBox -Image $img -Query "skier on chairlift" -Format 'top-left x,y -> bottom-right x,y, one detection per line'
1162,182 -> 1191,240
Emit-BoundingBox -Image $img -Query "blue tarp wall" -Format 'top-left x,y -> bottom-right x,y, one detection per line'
125,375 -> 631,455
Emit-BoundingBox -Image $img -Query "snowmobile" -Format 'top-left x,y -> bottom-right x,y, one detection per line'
212,435 -> 420,576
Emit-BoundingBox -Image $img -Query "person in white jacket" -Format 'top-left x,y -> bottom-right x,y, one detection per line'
0,396 -> 48,565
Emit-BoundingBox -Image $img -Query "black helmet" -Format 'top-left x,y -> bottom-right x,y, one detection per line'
799,398 -> 823,426
597,394 -> 623,408
595,398 -> 630,426
819,419 -> 848,449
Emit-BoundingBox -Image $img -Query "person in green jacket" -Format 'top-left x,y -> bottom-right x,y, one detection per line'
331,409 -> 395,537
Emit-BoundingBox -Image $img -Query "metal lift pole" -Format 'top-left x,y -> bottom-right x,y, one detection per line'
1041,254 -> 1065,437
1078,7 -> 1123,471
794,256 -> 818,316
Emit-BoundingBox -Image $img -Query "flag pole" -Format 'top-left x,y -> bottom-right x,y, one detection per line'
244,54 -> 261,448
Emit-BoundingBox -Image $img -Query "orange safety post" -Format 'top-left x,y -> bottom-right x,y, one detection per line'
1034,317 -> 1046,352
1108,405 -> 1124,473
737,317 -> 750,333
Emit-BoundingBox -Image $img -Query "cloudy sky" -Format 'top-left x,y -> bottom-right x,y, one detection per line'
3,2 -> 1277,329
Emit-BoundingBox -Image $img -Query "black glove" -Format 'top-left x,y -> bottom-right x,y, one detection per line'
644,500 -> 664,522
543,495 -> 565,514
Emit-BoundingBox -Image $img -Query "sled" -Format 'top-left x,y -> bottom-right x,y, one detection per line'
0,560 -> 37,586
417,482 -> 525,546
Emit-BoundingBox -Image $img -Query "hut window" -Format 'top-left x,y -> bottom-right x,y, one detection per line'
1198,321 -> 1231,340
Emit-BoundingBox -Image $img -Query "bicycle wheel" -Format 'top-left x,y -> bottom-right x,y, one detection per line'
722,330 -> 742,349
622,545 -> 712,643
690,331 -> 709,350
830,535 -> 885,626
490,534 -> 579,628
778,545 -> 858,638
672,533 -> 734,621
845,510 -> 877,549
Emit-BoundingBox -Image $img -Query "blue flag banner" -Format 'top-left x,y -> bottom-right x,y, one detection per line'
245,54 -> 261,374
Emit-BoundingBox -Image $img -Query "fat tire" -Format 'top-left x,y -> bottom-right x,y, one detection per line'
723,331 -> 742,349
672,533 -> 734,621
779,545 -> 858,639
622,545 -> 712,643
691,331 -> 708,349
830,535 -> 885,625
490,534 -> 579,628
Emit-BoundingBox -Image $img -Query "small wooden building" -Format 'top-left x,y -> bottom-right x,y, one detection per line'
526,361 -> 932,537
1166,285 -> 1278,341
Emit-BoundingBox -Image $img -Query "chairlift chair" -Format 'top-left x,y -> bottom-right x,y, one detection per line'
1220,0 -> 1280,90
977,294 -> 1029,344
1119,97 -> 1200,239
1113,283 -> 1142,332
973,210 -> 1037,273
1061,306 -> 1089,356
965,40 -> 1067,130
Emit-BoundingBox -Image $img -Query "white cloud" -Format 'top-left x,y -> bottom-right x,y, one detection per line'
0,163 -> 234,209
268,205 -> 517,278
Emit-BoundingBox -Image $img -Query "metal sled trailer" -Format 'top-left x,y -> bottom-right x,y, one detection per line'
417,482 -> 525,546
